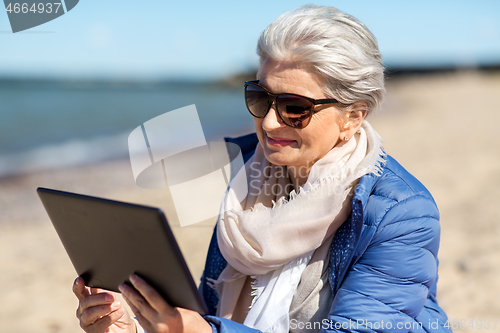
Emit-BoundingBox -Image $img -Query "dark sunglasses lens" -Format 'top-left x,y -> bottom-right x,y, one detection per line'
245,85 -> 271,118
277,95 -> 313,128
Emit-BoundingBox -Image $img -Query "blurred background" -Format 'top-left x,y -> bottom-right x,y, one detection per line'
1,1 -> 499,332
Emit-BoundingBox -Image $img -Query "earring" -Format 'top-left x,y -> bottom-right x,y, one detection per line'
344,136 -> 349,141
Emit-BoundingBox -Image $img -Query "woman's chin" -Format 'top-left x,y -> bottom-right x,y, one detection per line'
263,149 -> 296,167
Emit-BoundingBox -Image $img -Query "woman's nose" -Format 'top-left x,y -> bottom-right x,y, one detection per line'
261,104 -> 286,131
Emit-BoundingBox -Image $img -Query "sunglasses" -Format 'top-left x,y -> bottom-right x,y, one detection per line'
244,80 -> 339,129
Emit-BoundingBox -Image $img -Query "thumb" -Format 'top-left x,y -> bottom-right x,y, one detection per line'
72,277 -> 90,301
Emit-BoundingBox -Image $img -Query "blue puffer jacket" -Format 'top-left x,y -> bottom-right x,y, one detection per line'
200,133 -> 451,333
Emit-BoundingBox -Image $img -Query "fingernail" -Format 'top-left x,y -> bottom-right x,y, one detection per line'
105,294 -> 114,302
130,274 -> 138,283
118,284 -> 127,293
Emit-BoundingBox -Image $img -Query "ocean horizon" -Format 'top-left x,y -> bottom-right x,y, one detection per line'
0,78 -> 256,178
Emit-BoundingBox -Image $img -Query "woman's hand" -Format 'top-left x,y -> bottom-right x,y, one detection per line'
119,274 -> 212,333
73,277 -> 136,333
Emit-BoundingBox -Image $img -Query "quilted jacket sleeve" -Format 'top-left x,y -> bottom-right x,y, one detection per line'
321,193 -> 448,333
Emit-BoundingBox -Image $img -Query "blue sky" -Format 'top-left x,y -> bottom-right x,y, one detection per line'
1,0 -> 499,80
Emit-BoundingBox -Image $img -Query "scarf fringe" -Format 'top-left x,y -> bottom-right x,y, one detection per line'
206,277 -> 217,291
250,150 -> 386,213
249,275 -> 261,309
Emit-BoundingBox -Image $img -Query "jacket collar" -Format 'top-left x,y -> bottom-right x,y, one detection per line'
329,160 -> 385,294
352,168 -> 380,213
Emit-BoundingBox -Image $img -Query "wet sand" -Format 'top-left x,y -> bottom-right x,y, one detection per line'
1,71 -> 499,332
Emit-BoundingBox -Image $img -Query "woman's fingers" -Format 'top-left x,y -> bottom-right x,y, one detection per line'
80,301 -> 122,326
73,276 -> 137,333
119,282 -> 157,323
77,292 -> 115,317
73,277 -> 91,301
81,305 -> 125,332
120,274 -> 211,333
74,277 -> 120,325
128,274 -> 171,314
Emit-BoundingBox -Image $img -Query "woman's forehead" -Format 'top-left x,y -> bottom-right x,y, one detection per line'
259,60 -> 326,99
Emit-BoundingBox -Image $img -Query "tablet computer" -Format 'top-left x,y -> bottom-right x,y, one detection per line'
37,187 -> 208,314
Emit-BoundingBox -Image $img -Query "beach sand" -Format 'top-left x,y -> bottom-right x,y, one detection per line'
1,71 -> 499,332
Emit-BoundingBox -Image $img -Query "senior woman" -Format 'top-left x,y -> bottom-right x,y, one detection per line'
73,5 -> 451,333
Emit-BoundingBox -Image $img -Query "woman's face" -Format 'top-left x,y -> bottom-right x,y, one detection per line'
254,58 -> 345,172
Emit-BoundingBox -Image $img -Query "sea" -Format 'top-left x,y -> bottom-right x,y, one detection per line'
0,79 -> 256,178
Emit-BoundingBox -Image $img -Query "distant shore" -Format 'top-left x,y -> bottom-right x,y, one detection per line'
1,63 -> 499,88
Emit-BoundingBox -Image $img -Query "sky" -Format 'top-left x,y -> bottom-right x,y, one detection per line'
1,0 -> 500,81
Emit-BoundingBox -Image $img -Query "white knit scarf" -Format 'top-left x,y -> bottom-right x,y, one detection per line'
211,121 -> 385,333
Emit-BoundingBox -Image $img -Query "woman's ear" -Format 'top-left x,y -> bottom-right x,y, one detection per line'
339,102 -> 368,141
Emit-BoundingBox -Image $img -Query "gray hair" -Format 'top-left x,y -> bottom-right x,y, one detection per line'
257,5 -> 385,116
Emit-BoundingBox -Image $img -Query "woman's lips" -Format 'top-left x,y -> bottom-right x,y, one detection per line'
266,135 -> 296,147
